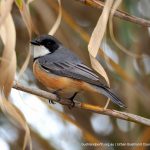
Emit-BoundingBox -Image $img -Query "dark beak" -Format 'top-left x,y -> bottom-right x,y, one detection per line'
30,40 -> 40,45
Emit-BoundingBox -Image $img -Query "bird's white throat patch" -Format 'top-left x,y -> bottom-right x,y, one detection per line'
31,45 -> 50,58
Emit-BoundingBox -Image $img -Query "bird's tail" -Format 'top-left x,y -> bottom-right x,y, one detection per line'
94,86 -> 127,108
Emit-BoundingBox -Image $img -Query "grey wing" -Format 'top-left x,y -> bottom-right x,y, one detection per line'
39,59 -> 108,88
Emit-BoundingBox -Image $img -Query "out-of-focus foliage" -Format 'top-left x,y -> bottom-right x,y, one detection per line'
0,0 -> 150,150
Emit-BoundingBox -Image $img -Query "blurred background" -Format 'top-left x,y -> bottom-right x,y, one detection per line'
0,0 -> 150,150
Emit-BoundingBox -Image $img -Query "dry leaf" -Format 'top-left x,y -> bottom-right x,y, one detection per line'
0,14 -> 16,97
109,0 -> 140,58
18,0 -> 32,36
88,0 -> 114,58
49,0 -> 62,35
88,0 -> 114,86
90,55 -> 110,85
27,0 -> 34,4
0,3 -> 31,149
87,0 -> 115,108
0,0 -> 14,26
17,1 -> 33,79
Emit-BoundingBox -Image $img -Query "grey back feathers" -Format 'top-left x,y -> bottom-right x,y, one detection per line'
38,46 -> 102,83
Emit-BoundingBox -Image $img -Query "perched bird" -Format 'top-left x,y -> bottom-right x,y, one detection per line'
31,35 -> 126,108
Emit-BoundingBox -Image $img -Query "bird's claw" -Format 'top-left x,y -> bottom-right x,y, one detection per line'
68,101 -> 75,109
49,100 -> 56,104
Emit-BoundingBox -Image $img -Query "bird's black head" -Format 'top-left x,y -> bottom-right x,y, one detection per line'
31,35 -> 61,53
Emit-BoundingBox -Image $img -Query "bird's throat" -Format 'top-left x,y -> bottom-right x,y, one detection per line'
31,45 -> 50,59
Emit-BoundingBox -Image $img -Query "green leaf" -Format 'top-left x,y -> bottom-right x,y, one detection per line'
15,0 -> 23,10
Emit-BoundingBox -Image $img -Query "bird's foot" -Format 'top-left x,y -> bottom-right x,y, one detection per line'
49,100 -> 56,104
53,89 -> 62,95
49,89 -> 62,104
67,92 -> 78,109
68,100 -> 75,109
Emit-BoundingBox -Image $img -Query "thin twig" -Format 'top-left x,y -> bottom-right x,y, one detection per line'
75,0 -> 150,27
13,82 -> 150,126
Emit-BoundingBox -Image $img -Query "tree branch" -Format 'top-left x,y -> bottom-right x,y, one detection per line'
75,0 -> 150,27
12,82 -> 150,126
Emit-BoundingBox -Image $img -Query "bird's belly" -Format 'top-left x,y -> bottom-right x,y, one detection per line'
33,61 -> 83,98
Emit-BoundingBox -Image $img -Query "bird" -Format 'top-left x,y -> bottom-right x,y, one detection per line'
30,35 -> 126,108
